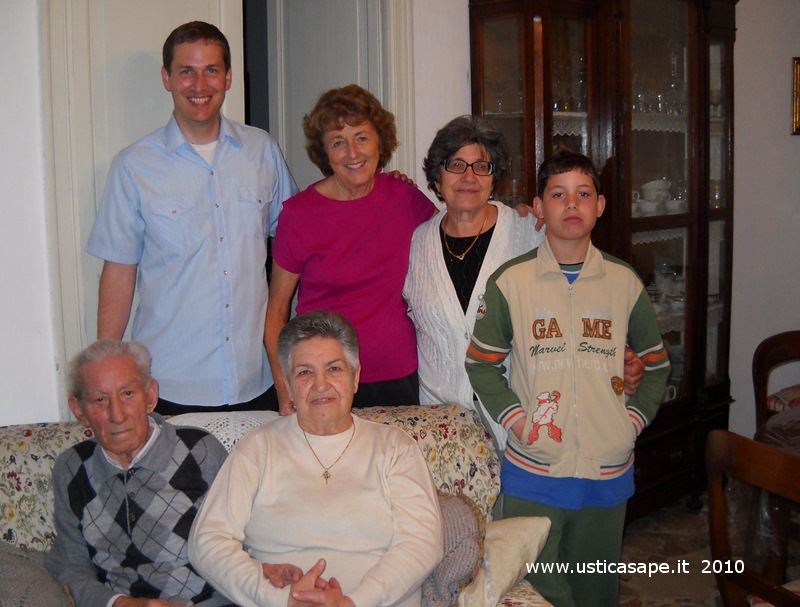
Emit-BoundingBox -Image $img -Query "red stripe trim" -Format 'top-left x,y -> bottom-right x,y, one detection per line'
600,458 -> 634,476
642,350 -> 669,364
466,344 -> 507,363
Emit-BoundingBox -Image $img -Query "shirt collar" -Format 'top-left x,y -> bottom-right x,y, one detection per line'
101,415 -> 161,471
164,112 -> 242,155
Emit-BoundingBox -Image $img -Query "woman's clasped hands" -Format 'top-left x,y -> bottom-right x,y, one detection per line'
266,559 -> 355,607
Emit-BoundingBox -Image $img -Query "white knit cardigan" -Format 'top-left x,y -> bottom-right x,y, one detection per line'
404,201 -> 546,448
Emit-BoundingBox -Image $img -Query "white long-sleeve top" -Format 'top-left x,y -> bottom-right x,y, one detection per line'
404,201 -> 545,447
188,414 -> 443,607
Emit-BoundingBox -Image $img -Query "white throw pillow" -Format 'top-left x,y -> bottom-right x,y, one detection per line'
457,516 -> 551,607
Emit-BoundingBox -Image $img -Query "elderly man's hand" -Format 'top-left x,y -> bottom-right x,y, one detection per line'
264,562 -> 303,588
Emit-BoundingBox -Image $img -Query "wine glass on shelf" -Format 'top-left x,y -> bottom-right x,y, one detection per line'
709,88 -> 723,118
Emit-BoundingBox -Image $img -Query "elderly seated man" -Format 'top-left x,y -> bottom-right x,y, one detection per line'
44,339 -> 236,607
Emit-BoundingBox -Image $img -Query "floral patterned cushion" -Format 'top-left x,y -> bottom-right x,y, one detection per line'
0,421 -> 92,551
352,404 -> 501,521
499,580 -> 554,607
767,384 -> 800,414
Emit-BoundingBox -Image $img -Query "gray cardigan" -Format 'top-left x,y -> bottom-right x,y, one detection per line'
45,413 -> 231,607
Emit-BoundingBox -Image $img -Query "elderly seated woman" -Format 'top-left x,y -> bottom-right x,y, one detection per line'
188,310 -> 444,607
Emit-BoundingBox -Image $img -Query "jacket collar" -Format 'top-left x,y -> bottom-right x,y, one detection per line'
537,238 -> 605,280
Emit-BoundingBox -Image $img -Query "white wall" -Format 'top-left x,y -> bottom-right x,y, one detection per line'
729,0 -> 800,436
1,0 -> 799,428
0,3 -> 62,424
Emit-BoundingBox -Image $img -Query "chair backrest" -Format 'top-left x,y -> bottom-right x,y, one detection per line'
706,429 -> 800,606
753,330 -> 800,429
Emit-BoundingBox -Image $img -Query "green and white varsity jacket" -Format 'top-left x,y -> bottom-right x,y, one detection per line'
465,238 -> 670,480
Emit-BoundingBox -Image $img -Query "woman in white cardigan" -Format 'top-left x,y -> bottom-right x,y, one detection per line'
404,116 -> 642,448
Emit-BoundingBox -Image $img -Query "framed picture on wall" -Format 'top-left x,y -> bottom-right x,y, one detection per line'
793,57 -> 800,135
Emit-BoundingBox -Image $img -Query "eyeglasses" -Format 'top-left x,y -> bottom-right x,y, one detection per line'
441,158 -> 495,176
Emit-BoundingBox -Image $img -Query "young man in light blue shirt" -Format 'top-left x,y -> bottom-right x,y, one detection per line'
87,21 -> 298,413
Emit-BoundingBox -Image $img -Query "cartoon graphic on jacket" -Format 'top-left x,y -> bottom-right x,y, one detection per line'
529,390 -> 563,443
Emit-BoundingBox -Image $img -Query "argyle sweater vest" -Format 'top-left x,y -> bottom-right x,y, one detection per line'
61,425 -> 223,603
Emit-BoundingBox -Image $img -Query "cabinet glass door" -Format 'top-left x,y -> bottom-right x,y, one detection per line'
706,40 -> 731,383
629,0 -> 691,401
629,0 -> 690,218
551,16 -> 589,156
478,16 -> 525,206
632,228 -> 689,401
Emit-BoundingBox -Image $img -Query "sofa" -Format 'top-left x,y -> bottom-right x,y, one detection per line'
0,404 -> 552,607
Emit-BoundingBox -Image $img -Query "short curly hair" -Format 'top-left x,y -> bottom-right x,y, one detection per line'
303,84 -> 398,177
423,115 -> 510,202
277,311 -> 360,378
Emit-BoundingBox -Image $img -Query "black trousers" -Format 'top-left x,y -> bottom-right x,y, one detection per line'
350,371 -> 420,408
155,384 -> 279,415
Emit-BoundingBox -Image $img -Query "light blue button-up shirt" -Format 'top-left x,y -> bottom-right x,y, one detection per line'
87,114 -> 298,405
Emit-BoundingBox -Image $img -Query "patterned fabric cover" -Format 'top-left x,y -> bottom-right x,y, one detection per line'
0,421 -> 92,550
767,384 -> 800,414
353,404 -> 501,521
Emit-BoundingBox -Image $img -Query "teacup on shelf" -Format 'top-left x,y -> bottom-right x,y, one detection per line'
641,178 -> 670,189
665,199 -> 686,213
641,179 -> 671,203
638,199 -> 663,215
642,190 -> 669,203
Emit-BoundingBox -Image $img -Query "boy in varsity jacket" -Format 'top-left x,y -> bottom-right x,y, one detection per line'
466,148 -> 669,607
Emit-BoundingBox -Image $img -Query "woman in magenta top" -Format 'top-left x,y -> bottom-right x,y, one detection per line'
266,84 -> 435,413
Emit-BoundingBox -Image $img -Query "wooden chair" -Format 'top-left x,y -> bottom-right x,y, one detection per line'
753,330 -> 800,429
706,429 -> 800,606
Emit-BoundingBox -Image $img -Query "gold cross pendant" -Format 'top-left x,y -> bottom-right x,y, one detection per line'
322,470 -> 331,484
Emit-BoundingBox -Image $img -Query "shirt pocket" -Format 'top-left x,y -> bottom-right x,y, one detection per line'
145,195 -> 205,253
238,187 -> 272,239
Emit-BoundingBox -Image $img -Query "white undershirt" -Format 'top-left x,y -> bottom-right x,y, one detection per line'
192,140 -> 218,165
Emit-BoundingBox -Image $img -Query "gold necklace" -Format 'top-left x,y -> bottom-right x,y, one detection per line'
443,207 -> 489,261
302,423 -> 356,484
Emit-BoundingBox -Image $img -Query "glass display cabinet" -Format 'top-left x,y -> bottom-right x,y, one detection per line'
470,0 -> 736,518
